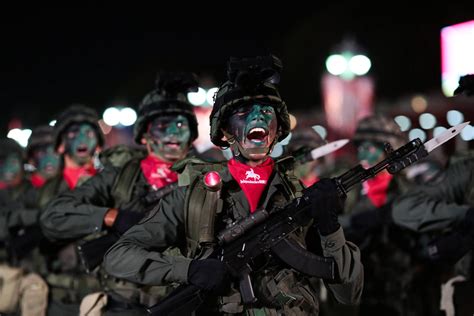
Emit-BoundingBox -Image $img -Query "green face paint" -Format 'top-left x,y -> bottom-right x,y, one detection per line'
227,103 -> 278,161
33,145 -> 60,179
357,141 -> 385,167
147,115 -> 191,162
64,123 -> 98,166
0,154 -> 23,187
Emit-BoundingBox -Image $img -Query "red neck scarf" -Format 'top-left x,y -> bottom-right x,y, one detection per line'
140,155 -> 178,190
228,158 -> 275,213
301,174 -> 319,188
63,164 -> 97,190
362,171 -> 393,208
30,173 -> 46,188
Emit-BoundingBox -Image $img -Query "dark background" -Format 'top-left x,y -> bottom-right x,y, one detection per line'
1,5 -> 473,133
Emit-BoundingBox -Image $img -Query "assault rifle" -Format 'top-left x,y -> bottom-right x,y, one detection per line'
148,122 -> 468,315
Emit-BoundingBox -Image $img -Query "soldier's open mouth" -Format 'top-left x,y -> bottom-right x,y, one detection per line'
247,127 -> 269,144
76,145 -> 89,156
164,141 -> 181,149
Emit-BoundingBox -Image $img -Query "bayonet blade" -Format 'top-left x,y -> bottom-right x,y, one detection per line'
310,139 -> 349,160
424,121 -> 470,153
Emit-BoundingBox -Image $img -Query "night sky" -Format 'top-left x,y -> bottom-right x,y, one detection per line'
1,5 -> 473,134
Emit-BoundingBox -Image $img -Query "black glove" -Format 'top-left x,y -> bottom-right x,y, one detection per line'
187,258 -> 230,294
7,225 -> 44,260
112,209 -> 145,235
425,208 -> 474,265
304,178 -> 344,236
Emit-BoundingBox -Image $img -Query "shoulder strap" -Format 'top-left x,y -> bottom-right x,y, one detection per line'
182,160 -> 225,258
111,158 -> 142,208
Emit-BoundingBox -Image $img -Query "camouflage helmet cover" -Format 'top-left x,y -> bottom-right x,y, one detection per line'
26,125 -> 55,159
210,55 -> 291,148
133,71 -> 199,144
353,114 -> 408,149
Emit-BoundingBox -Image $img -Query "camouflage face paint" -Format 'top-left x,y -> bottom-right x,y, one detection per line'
64,123 -> 98,166
0,154 -> 23,187
227,103 -> 278,161
33,145 -> 60,179
357,141 -> 385,167
147,115 -> 191,162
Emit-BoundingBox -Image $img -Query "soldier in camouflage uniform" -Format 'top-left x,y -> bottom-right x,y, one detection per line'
104,55 -> 363,315
40,72 -> 200,315
0,138 -> 49,316
37,104 -> 105,316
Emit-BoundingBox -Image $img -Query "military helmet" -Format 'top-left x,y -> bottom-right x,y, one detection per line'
353,114 -> 407,149
210,55 -> 291,148
286,126 -> 325,154
0,138 -> 24,161
26,125 -> 54,159
133,72 -> 199,144
53,104 -> 104,150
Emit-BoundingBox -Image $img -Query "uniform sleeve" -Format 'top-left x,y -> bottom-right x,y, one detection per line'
104,186 -> 192,286
391,158 -> 473,233
320,227 -> 363,305
39,166 -> 118,241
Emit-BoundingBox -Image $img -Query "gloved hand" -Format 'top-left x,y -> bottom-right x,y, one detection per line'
424,208 -> 474,265
112,209 -> 145,235
187,258 -> 230,294
304,178 -> 344,236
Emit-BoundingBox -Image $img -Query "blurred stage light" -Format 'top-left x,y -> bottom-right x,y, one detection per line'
187,87 -> 207,106
419,113 -> 437,129
433,126 -> 447,137
441,20 -> 474,96
49,120 -> 57,127
312,125 -> 327,140
394,115 -> 411,132
446,110 -> 464,126
349,55 -> 371,76
326,54 -> 347,76
411,95 -> 428,113
103,107 -> 121,126
119,107 -> 137,126
409,128 -> 426,142
7,128 -> 32,147
206,87 -> 218,106
460,125 -> 474,141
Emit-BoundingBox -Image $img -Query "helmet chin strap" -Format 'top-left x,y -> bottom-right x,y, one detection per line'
222,130 -> 279,160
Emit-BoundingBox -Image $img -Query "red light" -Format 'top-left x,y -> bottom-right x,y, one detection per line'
204,171 -> 222,191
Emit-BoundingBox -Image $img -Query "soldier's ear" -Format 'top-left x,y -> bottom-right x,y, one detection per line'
57,143 -> 65,155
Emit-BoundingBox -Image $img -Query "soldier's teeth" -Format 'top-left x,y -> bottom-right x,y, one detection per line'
249,128 -> 266,134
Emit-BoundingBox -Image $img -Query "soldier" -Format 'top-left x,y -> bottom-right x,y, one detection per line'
37,104 -> 104,316
104,55 -> 363,315
26,125 -> 60,188
284,126 -> 326,187
0,138 -> 49,316
40,72 -> 199,315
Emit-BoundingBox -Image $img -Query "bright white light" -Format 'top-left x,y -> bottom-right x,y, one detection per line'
312,125 -> 327,140
394,115 -> 411,132
49,120 -> 57,127
119,107 -> 137,126
326,54 -> 348,76
433,126 -> 447,137
349,55 -> 371,75
460,125 -> 474,141
187,87 -> 207,106
103,107 -> 121,126
409,128 -> 426,142
206,88 -> 219,106
419,113 -> 437,129
7,128 -> 32,148
446,110 -> 464,126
